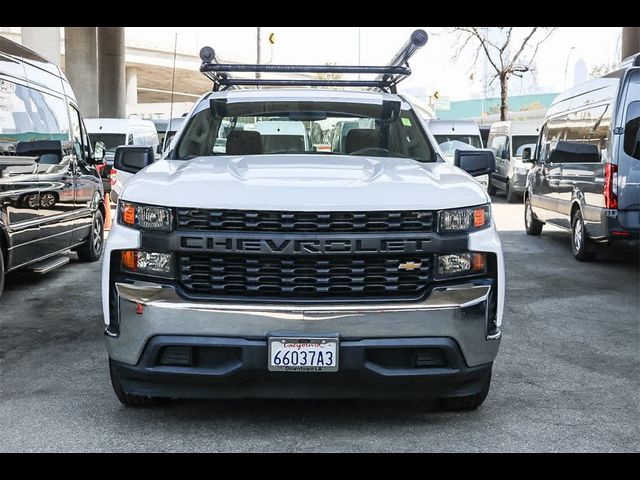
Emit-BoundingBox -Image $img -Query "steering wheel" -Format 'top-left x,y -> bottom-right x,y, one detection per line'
348,147 -> 391,156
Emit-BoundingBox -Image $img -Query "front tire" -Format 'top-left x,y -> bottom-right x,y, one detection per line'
487,177 -> 497,196
571,209 -> 597,261
525,195 -> 543,235
438,369 -> 491,411
109,358 -> 159,407
505,178 -> 519,203
75,210 -> 104,262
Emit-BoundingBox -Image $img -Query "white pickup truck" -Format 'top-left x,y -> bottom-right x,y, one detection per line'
102,30 -> 504,410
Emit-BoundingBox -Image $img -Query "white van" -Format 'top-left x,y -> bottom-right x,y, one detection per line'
486,120 -> 541,202
253,120 -> 310,152
85,118 -> 160,202
427,119 -> 488,188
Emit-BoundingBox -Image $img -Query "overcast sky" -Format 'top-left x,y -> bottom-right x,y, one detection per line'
125,27 -> 622,100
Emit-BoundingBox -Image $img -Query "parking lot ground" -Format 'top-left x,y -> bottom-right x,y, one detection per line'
1,197 -> 639,452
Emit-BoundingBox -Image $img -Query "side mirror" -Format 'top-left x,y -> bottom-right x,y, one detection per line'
113,145 -> 155,174
156,144 -> 163,155
93,141 -> 106,163
522,147 -> 533,162
454,148 -> 496,177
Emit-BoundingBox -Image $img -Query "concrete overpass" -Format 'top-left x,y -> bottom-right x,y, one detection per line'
1,27 -> 219,119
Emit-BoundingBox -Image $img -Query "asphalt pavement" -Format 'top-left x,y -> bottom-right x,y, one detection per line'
1,197 -> 638,452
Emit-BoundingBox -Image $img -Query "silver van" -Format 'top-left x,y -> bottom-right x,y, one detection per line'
487,120 -> 541,202
524,53 -> 640,260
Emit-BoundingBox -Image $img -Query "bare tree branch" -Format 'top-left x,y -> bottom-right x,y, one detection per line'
508,27 -> 538,68
448,26 -> 556,121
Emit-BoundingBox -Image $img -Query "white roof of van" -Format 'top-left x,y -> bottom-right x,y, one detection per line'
427,119 -> 480,135
84,118 -> 158,134
489,120 -> 541,136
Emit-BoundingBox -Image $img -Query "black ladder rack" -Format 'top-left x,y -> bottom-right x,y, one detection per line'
199,29 -> 428,93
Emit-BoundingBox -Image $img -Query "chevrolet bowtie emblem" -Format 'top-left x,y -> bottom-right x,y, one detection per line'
398,261 -> 422,271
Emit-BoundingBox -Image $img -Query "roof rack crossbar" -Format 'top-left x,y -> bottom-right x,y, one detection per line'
198,29 -> 428,93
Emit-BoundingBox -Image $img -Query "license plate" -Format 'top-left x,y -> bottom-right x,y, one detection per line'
268,337 -> 339,372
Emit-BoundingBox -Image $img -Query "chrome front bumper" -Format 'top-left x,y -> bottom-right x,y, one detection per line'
106,281 -> 501,367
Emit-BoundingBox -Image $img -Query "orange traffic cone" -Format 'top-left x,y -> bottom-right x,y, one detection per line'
104,192 -> 113,231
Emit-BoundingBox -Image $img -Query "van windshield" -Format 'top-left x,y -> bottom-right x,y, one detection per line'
433,134 -> 482,149
89,133 -> 127,153
176,101 -> 435,162
512,135 -> 538,155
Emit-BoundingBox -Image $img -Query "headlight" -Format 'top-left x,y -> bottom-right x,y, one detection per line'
435,252 -> 486,279
118,201 -> 173,231
121,250 -> 174,278
438,204 -> 490,234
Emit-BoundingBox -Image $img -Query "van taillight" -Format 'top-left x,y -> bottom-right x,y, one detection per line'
604,163 -> 618,209
110,169 -> 117,186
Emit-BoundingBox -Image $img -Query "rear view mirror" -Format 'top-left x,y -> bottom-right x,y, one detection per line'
454,148 -> 496,177
93,141 -> 106,163
522,147 -> 533,162
114,145 -> 155,174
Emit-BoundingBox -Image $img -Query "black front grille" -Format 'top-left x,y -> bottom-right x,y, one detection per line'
176,209 -> 434,233
179,254 -> 433,299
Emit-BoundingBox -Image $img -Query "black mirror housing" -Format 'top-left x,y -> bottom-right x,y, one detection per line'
454,148 -> 496,177
114,145 -> 155,174
93,141 -> 106,164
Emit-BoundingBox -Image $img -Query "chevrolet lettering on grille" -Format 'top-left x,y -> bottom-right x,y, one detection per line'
180,236 -> 432,255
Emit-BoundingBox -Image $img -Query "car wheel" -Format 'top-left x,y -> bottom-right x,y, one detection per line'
75,210 -> 104,262
109,358 -> 160,407
487,177 -> 497,196
438,369 -> 491,411
505,178 -> 519,203
39,192 -> 56,208
571,209 -> 597,261
524,195 -> 543,235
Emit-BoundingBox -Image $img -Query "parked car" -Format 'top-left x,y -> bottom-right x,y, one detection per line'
524,53 -> 640,260
0,36 -> 106,297
486,120 -> 541,202
427,119 -> 488,188
85,118 -> 160,203
102,31 -> 503,410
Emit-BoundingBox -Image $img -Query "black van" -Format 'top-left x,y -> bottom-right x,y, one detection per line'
0,36 -> 106,296
524,53 -> 640,260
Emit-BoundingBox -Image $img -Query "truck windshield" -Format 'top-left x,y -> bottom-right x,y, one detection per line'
175,101 -> 435,162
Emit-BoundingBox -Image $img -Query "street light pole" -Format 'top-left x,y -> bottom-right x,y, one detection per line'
256,27 -> 262,80
564,46 -> 575,90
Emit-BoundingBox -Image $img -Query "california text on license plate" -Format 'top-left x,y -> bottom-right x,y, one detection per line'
268,337 -> 339,372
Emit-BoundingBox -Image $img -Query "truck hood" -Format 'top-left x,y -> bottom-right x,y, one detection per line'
122,155 -> 489,210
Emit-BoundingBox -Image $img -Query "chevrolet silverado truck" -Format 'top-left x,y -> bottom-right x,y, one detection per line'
102,30 -> 504,410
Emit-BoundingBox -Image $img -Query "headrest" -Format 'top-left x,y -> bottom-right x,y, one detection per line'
226,130 -> 262,155
345,129 -> 379,154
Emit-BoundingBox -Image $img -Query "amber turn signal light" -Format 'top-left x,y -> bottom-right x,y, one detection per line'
121,250 -> 137,271
473,208 -> 486,228
122,204 -> 136,226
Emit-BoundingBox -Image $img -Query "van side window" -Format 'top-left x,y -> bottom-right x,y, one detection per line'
0,79 -> 69,155
490,135 -> 507,158
624,101 -> 640,160
564,104 -> 610,160
68,104 -> 86,160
